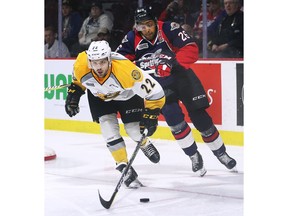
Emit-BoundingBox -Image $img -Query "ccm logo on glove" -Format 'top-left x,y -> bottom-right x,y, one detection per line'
140,108 -> 161,136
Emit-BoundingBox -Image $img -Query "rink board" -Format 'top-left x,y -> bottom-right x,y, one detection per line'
44,59 -> 244,146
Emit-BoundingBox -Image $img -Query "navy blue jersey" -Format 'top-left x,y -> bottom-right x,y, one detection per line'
116,21 -> 199,72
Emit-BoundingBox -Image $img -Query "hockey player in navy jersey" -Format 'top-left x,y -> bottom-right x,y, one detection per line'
116,5 -> 237,176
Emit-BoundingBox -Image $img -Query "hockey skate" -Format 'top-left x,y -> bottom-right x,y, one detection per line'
190,151 -> 207,177
216,152 -> 237,172
140,138 -> 160,163
116,162 -> 144,188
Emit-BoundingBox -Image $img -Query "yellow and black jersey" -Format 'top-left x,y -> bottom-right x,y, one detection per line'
72,51 -> 165,110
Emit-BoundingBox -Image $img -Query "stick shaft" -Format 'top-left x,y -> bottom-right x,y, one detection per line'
98,129 -> 148,209
44,84 -> 70,92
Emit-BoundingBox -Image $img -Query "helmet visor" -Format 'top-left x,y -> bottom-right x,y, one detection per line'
135,20 -> 155,31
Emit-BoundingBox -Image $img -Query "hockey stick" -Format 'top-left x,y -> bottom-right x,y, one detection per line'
143,69 -> 155,74
44,84 -> 70,92
98,129 -> 148,209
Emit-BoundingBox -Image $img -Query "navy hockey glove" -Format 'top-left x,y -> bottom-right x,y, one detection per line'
155,50 -> 177,77
65,83 -> 85,117
140,108 -> 161,136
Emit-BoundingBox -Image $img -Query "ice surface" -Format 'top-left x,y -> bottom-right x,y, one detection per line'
45,130 -> 243,216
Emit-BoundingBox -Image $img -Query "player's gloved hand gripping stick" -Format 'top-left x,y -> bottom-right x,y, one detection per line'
140,108 -> 161,136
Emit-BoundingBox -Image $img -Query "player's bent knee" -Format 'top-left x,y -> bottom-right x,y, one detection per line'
99,113 -> 121,141
124,122 -> 142,141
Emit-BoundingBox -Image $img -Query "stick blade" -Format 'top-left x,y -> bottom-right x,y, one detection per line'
98,190 -> 115,209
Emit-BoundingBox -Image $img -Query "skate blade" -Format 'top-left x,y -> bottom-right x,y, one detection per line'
229,166 -> 238,173
127,179 -> 145,189
197,167 -> 207,177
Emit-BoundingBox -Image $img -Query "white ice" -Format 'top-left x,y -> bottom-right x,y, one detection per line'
45,130 -> 243,216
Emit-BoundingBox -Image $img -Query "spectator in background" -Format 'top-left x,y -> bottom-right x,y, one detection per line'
62,0 -> 83,55
45,26 -> 71,58
192,0 -> 223,54
158,0 -> 194,27
94,27 -> 118,51
45,0 -> 58,29
207,0 -> 243,58
77,1 -> 113,52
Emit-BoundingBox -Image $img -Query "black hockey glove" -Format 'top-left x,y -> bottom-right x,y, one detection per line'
140,108 -> 161,136
155,50 -> 177,77
65,83 -> 85,117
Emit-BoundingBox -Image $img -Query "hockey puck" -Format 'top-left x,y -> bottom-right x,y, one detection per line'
140,198 -> 150,203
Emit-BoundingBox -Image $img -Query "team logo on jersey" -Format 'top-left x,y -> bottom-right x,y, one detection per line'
96,91 -> 121,101
131,70 -> 142,80
136,52 -> 159,71
170,22 -> 180,31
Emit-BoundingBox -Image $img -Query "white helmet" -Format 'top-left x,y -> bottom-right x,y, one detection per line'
86,40 -> 111,62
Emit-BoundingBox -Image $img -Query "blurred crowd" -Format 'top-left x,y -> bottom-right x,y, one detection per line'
45,0 -> 243,59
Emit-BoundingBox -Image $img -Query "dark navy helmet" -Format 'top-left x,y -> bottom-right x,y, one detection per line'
134,5 -> 156,24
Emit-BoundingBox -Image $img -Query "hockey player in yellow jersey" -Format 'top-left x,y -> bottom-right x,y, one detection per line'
65,40 -> 165,187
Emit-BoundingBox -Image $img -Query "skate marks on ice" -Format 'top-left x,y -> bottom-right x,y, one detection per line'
45,130 -> 243,216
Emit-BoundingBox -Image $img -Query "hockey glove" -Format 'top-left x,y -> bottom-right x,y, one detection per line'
140,108 -> 161,136
65,83 -> 85,117
155,50 -> 176,77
